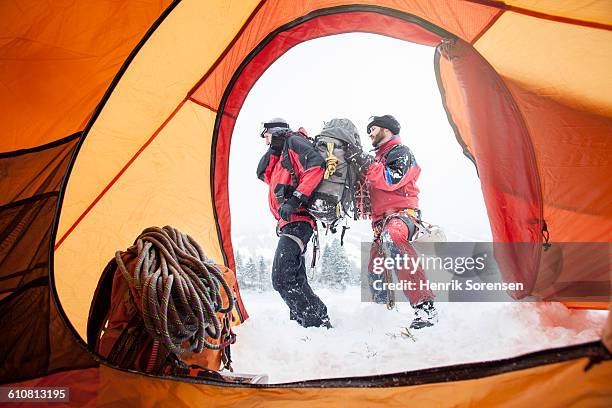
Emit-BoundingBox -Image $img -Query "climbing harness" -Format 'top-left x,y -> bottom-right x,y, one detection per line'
278,232 -> 306,254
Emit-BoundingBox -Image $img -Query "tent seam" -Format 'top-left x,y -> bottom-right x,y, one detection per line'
54,99 -> 187,251
0,191 -> 58,211
470,9 -> 504,44
0,132 -> 81,159
463,0 -> 612,30
187,0 -> 269,97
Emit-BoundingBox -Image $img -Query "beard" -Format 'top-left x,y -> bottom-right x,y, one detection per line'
371,128 -> 386,147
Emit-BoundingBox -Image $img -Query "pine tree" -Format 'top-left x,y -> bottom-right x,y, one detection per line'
317,239 -> 354,290
331,238 -> 352,291
235,251 -> 244,272
257,255 -> 268,292
319,243 -> 334,288
243,257 -> 257,290
234,250 -> 246,288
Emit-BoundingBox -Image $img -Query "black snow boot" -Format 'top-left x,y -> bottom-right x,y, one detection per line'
320,316 -> 333,329
409,300 -> 438,329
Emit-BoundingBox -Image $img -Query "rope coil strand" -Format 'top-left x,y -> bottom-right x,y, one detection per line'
324,142 -> 338,179
115,226 -> 234,357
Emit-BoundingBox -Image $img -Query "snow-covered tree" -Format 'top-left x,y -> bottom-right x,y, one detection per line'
333,239 -> 352,290
242,257 -> 258,289
234,250 -> 246,288
235,251 -> 244,273
257,255 -> 270,292
319,239 -> 353,290
317,243 -> 330,287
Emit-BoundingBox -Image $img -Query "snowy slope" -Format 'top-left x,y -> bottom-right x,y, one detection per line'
230,287 -> 608,383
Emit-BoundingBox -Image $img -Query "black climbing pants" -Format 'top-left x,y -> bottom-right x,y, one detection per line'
272,221 -> 329,328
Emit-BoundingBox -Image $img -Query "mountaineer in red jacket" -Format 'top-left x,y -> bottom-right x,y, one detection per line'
256,118 -> 331,328
348,115 -> 437,329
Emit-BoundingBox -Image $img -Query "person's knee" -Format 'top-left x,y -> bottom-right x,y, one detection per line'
271,269 -> 281,291
272,238 -> 301,290
271,264 -> 290,291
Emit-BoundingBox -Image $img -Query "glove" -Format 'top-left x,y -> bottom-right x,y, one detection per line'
269,129 -> 290,154
278,195 -> 300,221
346,144 -> 373,172
345,143 -> 363,159
354,152 -> 373,169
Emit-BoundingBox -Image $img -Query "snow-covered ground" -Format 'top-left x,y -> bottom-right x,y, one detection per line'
231,287 -> 608,383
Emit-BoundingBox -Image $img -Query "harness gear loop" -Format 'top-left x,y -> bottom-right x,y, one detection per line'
310,227 -> 319,269
324,142 -> 338,179
340,225 -> 350,246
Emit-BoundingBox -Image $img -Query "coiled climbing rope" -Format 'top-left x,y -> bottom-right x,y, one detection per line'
115,226 -> 234,357
324,142 -> 338,179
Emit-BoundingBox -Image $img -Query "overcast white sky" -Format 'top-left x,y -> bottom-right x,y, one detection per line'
228,33 -> 492,260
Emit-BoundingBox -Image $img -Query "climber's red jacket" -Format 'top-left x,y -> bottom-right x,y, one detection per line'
366,136 -> 421,223
257,131 -> 325,229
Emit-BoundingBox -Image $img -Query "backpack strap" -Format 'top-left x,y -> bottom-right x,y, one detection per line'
280,136 -> 299,189
87,256 -> 119,349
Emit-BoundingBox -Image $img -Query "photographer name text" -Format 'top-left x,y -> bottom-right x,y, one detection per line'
372,279 -> 524,292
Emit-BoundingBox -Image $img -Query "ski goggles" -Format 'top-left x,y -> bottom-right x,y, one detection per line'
259,121 -> 289,138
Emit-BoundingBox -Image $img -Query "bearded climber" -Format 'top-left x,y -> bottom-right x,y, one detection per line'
256,118 -> 332,329
348,114 -> 437,329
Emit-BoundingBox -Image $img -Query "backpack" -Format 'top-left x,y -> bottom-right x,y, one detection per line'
306,118 -> 368,229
